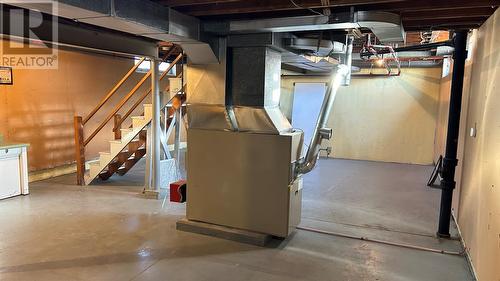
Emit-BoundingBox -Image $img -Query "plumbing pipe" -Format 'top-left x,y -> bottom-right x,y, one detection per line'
452,212 -> 479,279
297,226 -> 465,256
360,40 -> 454,58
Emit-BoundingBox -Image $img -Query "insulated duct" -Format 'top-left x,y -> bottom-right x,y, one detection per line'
285,37 -> 345,57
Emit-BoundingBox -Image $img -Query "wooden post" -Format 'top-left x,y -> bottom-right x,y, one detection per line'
73,116 -> 85,185
113,114 -> 122,140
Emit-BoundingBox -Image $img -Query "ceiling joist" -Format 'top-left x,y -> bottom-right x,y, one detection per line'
150,0 -> 499,32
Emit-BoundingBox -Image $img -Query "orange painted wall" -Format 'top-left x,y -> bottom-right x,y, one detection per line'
0,40 -> 157,171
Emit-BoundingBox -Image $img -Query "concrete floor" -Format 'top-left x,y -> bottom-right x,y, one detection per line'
0,158 -> 473,281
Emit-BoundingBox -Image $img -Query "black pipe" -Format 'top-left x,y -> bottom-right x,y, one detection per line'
360,40 -> 453,57
437,31 -> 468,238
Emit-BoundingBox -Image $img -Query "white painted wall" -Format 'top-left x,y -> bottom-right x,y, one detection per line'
454,10 -> 500,281
281,67 -> 442,165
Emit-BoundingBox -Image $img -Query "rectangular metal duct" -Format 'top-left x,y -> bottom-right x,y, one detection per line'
0,5 -> 157,57
12,0 -> 218,63
204,11 -> 405,43
228,47 -> 281,107
187,35 -> 293,135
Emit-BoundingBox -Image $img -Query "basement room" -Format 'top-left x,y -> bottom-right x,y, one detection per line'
0,0 -> 499,280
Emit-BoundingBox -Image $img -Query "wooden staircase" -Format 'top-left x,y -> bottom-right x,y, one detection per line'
73,45 -> 185,186
85,104 -> 151,184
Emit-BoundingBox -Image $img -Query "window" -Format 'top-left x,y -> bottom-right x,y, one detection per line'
135,57 -> 176,75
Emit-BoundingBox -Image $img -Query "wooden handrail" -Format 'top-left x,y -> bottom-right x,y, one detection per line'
84,70 -> 152,146
113,53 -> 184,131
160,53 -> 183,80
73,44 -> 184,185
83,57 -> 146,125
116,86 -> 164,132
162,45 -> 178,61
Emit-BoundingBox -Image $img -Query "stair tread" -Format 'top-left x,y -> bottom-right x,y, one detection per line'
107,149 -> 146,162
119,147 -> 146,154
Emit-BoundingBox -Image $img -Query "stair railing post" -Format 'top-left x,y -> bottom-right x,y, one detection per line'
113,114 -> 122,140
73,116 -> 85,185
144,57 -> 162,199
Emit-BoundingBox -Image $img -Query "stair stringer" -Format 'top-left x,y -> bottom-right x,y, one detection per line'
84,104 -> 152,185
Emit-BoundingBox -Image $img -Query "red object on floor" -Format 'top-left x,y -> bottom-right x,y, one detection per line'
170,180 -> 187,203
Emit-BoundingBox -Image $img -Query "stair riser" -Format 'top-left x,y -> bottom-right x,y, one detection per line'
86,114 -> 151,185
120,129 -> 134,138
144,106 -> 152,120
132,118 -> 146,129
99,154 -> 112,165
89,164 -> 103,181
110,142 -> 125,155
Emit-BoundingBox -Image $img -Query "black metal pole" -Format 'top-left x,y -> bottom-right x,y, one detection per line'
437,31 -> 468,238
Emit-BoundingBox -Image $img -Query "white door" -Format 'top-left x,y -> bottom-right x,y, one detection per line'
291,82 -> 327,146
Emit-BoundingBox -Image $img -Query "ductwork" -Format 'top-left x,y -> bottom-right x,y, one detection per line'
295,65 -> 349,176
284,37 -> 345,57
280,36 -> 344,71
187,40 -> 293,135
226,32 -> 346,73
12,0 -> 218,63
204,11 -> 405,43
342,35 -> 354,86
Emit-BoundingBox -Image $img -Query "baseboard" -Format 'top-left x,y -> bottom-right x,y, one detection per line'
325,156 -> 434,166
28,142 -> 188,183
28,164 -> 76,183
452,211 -> 479,281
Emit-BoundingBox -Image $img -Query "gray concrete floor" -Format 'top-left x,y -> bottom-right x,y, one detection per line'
0,158 -> 473,281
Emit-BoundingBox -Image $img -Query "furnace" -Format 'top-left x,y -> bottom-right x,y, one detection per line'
182,35 -> 349,238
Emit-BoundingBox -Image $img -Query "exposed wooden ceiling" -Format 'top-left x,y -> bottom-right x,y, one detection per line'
152,0 -> 499,31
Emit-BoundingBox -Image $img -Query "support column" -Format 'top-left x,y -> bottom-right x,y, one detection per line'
437,31 -> 468,237
144,58 -> 162,199
174,57 -> 184,166
174,104 -> 182,161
